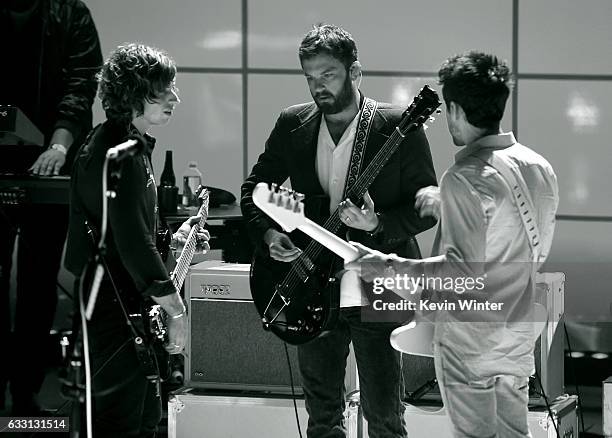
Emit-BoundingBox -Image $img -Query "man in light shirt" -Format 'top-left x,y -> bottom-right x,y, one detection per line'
347,51 -> 559,437
241,24 -> 437,438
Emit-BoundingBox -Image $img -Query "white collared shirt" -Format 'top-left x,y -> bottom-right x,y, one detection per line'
316,113 -> 369,307
420,132 -> 559,376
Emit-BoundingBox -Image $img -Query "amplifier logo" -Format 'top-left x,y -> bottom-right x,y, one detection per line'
200,284 -> 231,295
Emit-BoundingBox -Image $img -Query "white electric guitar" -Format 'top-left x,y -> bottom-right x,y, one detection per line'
252,182 -> 548,358
252,183 -> 439,351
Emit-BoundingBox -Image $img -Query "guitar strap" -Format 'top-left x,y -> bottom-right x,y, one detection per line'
476,150 -> 542,263
341,97 -> 378,198
474,148 -> 543,326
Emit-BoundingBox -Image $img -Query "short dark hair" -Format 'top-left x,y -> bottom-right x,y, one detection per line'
438,51 -> 511,130
97,43 -> 177,124
298,24 -> 358,70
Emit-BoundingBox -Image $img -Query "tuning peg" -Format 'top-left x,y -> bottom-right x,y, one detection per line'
436,108 -> 442,114
293,192 -> 304,213
428,116 -> 436,122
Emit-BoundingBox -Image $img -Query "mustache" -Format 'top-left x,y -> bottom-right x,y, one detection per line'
315,92 -> 334,100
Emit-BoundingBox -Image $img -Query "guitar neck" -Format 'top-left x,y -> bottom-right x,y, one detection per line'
299,218 -> 360,262
300,127 -> 407,256
171,206 -> 208,291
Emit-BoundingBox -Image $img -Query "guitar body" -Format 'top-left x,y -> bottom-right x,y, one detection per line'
130,300 -> 171,381
250,250 -> 340,345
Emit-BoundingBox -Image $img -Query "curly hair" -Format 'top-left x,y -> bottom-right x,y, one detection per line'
97,43 -> 177,124
438,51 -> 512,130
298,24 -> 358,70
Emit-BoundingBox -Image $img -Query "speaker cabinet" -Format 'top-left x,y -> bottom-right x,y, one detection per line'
186,297 -> 303,393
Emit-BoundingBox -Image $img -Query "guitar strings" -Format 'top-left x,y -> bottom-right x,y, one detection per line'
270,125 -> 408,321
267,100 -> 436,332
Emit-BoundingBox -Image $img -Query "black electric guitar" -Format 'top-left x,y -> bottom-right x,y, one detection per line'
250,85 -> 441,345
133,187 -> 209,379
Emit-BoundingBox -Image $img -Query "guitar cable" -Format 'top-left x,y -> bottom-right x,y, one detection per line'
283,342 -> 304,438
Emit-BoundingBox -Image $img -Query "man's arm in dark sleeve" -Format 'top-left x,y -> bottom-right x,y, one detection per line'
109,158 -> 174,298
368,127 -> 438,246
240,111 -> 291,247
53,2 -> 103,144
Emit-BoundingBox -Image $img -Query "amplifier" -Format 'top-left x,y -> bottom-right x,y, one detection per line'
185,261 -> 358,394
185,261 -> 301,393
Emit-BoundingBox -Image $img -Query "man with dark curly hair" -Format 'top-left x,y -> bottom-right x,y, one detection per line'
65,43 -> 209,437
0,0 -> 102,415
348,51 -> 559,437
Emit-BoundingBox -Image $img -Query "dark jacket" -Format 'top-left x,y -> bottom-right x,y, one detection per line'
241,96 -> 438,259
0,0 -> 102,170
64,120 -> 175,300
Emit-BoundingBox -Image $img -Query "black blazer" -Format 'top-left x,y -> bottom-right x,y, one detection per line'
241,96 -> 438,259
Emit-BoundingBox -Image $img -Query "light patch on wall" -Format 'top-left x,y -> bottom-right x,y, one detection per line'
199,32 -> 297,51
249,34 -> 297,51
566,91 -> 600,133
198,31 -> 241,50
390,81 -> 416,108
568,159 -> 590,205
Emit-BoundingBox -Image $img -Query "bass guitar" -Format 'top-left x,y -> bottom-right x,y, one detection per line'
249,85 -> 441,345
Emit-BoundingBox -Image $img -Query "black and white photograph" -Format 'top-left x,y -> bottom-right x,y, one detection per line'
1,0 -> 611,437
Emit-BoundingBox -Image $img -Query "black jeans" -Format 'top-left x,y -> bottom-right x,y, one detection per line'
297,307 -> 407,438
87,287 -> 161,437
0,203 -> 67,407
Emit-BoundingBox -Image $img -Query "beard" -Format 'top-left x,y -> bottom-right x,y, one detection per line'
313,75 -> 355,115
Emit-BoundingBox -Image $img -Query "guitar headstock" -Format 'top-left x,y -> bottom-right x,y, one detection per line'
196,186 -> 210,221
252,182 -> 306,232
398,85 -> 442,135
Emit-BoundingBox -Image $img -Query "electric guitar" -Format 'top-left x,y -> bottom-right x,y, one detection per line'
250,85 -> 441,345
252,183 -> 550,357
134,186 -> 209,378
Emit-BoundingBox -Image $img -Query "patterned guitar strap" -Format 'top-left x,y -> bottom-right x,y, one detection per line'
340,97 -> 378,199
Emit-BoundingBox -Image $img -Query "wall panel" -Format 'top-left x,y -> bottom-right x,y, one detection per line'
148,73 -> 243,197
519,0 -> 612,75
248,0 -> 512,72
518,80 -> 611,216
86,0 -> 242,67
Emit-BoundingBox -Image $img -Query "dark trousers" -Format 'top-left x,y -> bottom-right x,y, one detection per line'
87,287 -> 161,437
0,203 -> 68,406
298,307 -> 407,438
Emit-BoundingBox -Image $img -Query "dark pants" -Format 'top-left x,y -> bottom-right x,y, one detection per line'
86,285 -> 162,437
0,203 -> 68,408
298,307 -> 407,438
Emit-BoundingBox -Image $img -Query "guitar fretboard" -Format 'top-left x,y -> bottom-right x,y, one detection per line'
171,193 -> 209,292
